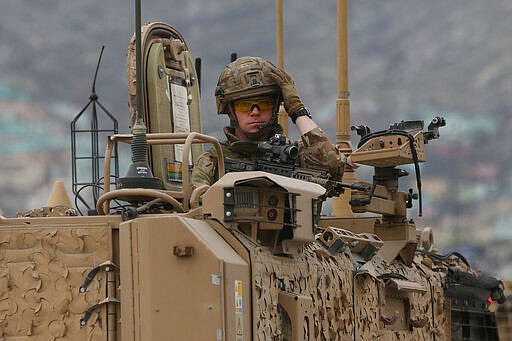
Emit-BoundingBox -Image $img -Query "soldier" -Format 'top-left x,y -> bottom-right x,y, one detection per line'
191,56 -> 345,186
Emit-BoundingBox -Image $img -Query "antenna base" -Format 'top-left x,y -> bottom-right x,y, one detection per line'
117,163 -> 163,190
117,121 -> 163,191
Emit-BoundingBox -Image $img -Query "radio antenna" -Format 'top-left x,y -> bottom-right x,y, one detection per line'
116,0 -> 162,191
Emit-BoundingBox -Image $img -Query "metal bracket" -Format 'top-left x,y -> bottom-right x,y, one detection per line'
80,260 -> 119,293
80,296 -> 120,327
223,187 -> 235,221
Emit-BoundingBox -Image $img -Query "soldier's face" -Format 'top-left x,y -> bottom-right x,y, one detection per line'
232,97 -> 273,140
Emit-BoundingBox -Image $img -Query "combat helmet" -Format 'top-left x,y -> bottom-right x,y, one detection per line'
215,56 -> 282,116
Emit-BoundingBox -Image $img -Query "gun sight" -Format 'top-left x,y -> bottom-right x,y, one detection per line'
257,134 -> 298,164
424,116 -> 446,142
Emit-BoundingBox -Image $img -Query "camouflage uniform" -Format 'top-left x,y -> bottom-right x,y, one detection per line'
193,56 -> 345,187
191,126 -> 345,187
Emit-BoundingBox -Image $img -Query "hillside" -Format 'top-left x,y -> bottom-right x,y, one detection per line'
1,1 -> 511,277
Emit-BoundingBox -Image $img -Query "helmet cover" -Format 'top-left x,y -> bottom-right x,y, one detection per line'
215,56 -> 282,115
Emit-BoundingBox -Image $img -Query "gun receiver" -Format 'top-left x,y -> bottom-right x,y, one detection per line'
224,158 -> 367,198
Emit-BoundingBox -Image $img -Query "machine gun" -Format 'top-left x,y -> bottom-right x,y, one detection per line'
224,134 -> 368,197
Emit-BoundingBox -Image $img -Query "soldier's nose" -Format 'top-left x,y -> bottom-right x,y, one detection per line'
250,105 -> 261,113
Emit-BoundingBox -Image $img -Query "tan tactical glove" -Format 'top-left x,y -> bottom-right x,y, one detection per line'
265,63 -> 305,115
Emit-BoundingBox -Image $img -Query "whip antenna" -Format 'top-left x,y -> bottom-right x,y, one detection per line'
117,0 -> 162,191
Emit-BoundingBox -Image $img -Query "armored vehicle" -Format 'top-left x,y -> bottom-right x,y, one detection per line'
0,2 -> 506,340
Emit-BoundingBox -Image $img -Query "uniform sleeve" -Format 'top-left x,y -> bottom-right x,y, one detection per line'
191,152 -> 217,187
298,127 -> 345,181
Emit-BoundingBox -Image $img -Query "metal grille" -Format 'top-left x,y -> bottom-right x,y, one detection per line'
71,46 -> 119,215
451,309 -> 499,341
235,191 -> 257,209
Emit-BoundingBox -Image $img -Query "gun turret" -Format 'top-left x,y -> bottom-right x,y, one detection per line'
350,116 -> 446,218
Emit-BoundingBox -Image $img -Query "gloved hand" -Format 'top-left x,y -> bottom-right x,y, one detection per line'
265,62 -> 304,115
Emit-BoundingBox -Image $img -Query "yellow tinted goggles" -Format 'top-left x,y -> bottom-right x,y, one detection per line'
233,98 -> 274,113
